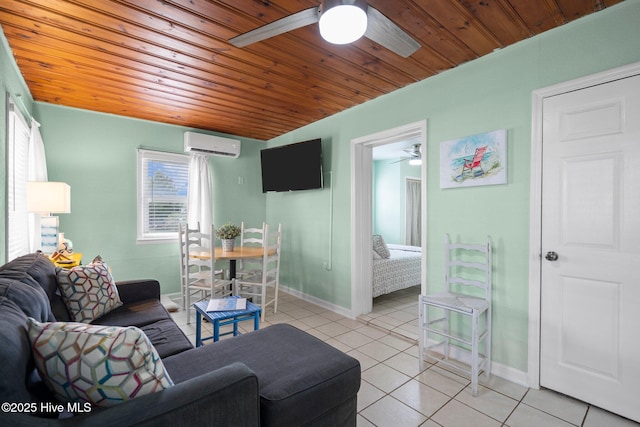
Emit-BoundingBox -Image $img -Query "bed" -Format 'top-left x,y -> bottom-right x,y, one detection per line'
372,243 -> 422,298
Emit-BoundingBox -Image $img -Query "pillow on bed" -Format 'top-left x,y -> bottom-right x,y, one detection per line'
372,235 -> 391,259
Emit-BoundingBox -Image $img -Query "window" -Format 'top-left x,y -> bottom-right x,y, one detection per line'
137,149 -> 189,243
6,99 -> 31,260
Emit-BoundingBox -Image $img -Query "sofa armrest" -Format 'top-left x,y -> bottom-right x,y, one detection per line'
2,362 -> 260,426
115,279 -> 161,304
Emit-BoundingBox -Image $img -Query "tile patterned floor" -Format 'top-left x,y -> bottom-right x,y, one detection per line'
168,288 -> 638,427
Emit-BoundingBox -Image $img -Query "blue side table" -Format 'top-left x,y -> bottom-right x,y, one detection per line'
194,297 -> 261,347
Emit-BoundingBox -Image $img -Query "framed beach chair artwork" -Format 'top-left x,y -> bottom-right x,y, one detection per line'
439,129 -> 507,189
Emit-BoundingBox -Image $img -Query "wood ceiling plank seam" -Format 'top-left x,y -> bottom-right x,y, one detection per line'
505,0 -> 563,33
0,18 -> 356,114
385,0 -> 478,66
406,0 -> 501,56
554,0 -> 601,20
542,0 -> 569,26
462,0 -> 534,43
1,4 -> 369,110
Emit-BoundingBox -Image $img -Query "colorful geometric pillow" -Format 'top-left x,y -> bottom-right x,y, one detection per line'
56,260 -> 122,323
27,319 -> 174,408
372,234 -> 391,259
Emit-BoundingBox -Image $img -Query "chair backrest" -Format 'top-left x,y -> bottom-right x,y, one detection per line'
469,146 -> 487,168
179,223 -> 216,286
260,223 -> 282,283
445,234 -> 491,302
241,222 -> 265,247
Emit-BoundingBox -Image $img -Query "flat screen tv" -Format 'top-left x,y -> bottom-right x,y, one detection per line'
261,138 -> 323,193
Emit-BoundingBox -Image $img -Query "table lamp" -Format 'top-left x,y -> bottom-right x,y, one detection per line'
27,181 -> 71,254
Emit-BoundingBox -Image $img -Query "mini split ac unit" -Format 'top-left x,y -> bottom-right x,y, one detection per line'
184,131 -> 241,158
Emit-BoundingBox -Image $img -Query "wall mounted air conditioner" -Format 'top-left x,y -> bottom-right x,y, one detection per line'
184,131 -> 241,158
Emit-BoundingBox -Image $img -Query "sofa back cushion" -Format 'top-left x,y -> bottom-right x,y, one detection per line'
0,253 -> 70,321
0,297 -> 49,405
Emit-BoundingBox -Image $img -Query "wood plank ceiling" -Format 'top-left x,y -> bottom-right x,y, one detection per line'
0,0 -> 623,140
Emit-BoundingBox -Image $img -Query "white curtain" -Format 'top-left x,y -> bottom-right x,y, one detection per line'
27,118 -> 48,252
187,153 -> 212,237
405,178 -> 421,246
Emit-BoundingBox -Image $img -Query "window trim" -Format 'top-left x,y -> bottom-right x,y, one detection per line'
136,149 -> 189,244
6,97 -> 31,260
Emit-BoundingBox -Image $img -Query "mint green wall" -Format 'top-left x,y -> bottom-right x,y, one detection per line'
32,103 -> 266,293
373,159 -> 421,244
0,29 -> 35,264
267,0 -> 640,372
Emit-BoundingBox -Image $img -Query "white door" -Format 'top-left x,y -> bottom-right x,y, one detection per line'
540,74 -> 640,421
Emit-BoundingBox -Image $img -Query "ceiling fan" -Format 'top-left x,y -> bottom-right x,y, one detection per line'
229,0 -> 421,58
391,144 -> 422,165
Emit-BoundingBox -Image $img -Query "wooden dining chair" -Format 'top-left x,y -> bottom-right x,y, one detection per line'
179,223 -> 232,324
234,223 -> 282,322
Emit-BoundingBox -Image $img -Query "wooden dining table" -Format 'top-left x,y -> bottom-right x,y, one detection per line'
190,246 -> 270,279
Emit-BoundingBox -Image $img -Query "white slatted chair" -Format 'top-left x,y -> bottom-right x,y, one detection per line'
418,234 -> 492,396
236,222 -> 266,280
234,223 -> 282,322
179,223 -> 232,324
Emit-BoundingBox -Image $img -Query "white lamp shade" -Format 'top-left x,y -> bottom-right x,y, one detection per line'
319,1 -> 368,45
27,182 -> 71,214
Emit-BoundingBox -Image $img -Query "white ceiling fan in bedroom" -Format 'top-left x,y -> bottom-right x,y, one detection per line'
228,0 -> 421,58
390,144 -> 422,165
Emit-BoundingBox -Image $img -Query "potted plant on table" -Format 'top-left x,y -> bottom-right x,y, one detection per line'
216,223 -> 241,252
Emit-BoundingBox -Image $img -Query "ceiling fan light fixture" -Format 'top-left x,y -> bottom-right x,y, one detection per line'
409,158 -> 422,166
319,0 -> 368,45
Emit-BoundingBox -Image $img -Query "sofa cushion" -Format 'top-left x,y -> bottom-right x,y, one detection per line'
56,260 -> 123,323
0,276 -> 53,322
91,299 -> 172,328
27,319 -> 174,408
0,298 -> 42,405
163,324 -> 361,427
138,319 -> 194,358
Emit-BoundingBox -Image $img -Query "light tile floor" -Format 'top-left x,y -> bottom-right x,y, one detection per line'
168,288 -> 638,427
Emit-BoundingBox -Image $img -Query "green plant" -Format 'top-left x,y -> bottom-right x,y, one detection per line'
216,223 -> 241,239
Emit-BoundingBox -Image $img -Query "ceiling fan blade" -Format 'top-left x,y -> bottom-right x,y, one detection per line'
364,6 -> 420,58
389,157 -> 410,164
229,7 -> 320,48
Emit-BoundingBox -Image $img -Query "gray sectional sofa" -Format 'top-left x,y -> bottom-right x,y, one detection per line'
0,253 -> 360,426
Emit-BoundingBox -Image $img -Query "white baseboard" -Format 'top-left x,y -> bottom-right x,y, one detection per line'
278,284 -> 355,319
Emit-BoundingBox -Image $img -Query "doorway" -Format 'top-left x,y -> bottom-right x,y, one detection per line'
350,120 -> 427,318
529,62 -> 640,422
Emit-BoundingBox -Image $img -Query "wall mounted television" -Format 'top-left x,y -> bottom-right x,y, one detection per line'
260,138 -> 323,193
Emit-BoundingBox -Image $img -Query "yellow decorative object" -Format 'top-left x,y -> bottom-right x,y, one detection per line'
49,252 -> 83,268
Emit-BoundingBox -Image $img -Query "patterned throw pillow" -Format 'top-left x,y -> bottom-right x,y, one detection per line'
56,260 -> 122,323
372,235 -> 391,259
27,319 -> 174,408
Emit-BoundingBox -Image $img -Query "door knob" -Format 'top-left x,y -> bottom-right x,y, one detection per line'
545,251 -> 559,261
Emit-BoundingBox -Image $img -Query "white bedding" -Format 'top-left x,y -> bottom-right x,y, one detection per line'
372,244 -> 422,298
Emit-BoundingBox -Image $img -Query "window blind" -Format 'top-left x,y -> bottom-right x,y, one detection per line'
137,149 -> 189,242
7,101 -> 31,260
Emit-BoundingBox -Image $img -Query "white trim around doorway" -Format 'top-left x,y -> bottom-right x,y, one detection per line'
350,120 -> 428,318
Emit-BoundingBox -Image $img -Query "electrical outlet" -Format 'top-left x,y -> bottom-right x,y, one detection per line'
238,176 -> 244,185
